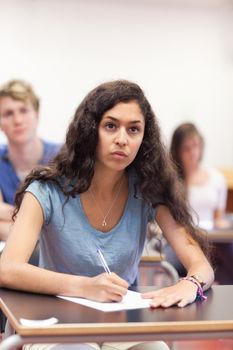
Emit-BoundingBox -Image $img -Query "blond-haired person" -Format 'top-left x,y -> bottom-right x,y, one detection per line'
0,79 -> 60,241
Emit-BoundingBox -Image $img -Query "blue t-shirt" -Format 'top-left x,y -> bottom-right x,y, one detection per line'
26,171 -> 157,286
0,141 -> 60,205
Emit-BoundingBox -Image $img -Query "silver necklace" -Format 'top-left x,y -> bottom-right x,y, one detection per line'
89,178 -> 124,227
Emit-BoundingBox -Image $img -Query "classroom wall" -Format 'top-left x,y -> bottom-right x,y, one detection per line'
0,0 -> 233,166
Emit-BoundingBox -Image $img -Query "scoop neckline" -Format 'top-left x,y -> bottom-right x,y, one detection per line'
78,174 -> 133,235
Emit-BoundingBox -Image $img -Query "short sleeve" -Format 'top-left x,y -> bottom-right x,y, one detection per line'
25,181 -> 53,224
215,171 -> 227,211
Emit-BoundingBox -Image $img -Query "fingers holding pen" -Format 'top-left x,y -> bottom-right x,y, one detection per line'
102,274 -> 128,302
101,272 -> 128,297
108,271 -> 129,288
94,248 -> 128,302
87,272 -> 128,302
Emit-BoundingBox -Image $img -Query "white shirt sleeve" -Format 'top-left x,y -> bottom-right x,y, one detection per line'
214,169 -> 227,211
188,167 -> 228,223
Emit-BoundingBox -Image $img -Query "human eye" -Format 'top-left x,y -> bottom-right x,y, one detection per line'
129,126 -> 140,134
2,110 -> 13,118
20,107 -> 30,114
105,122 -> 116,131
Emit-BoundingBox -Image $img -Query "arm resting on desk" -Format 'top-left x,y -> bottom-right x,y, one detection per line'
141,205 -> 214,308
0,193 -> 128,303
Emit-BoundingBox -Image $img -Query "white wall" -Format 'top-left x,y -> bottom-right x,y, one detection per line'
0,0 -> 232,166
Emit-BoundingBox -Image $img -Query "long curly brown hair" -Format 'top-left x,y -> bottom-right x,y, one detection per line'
14,80 -> 210,258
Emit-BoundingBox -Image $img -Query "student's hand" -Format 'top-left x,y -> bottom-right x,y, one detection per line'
84,272 -> 128,302
141,280 -> 198,308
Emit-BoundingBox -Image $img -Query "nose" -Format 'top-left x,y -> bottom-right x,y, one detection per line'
13,112 -> 23,124
114,128 -> 128,147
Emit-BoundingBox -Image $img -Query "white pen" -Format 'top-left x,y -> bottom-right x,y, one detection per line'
97,248 -> 111,274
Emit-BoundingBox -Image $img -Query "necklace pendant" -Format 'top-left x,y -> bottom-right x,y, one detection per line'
102,219 -> 107,227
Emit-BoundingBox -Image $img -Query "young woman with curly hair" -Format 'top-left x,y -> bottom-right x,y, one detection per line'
0,80 -> 214,350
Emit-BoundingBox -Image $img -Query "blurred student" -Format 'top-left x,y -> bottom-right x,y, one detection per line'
0,79 -> 61,241
164,122 -> 228,277
170,122 -> 227,229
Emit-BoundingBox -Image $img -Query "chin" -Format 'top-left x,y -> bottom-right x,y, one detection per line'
106,161 -> 130,172
12,137 -> 28,144
111,165 -> 128,172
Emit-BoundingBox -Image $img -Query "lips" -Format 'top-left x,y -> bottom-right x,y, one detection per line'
111,151 -> 127,157
14,128 -> 26,134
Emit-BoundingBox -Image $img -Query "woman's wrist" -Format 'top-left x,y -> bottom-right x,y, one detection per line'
179,276 -> 207,301
65,275 -> 90,298
189,274 -> 205,288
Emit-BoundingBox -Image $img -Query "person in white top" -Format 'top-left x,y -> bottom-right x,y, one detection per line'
188,167 -> 227,227
170,122 -> 227,229
163,122 -> 228,278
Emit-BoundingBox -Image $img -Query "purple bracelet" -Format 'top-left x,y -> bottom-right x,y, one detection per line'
179,276 -> 207,301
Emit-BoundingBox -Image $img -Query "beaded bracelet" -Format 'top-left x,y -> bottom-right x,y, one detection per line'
179,276 -> 207,301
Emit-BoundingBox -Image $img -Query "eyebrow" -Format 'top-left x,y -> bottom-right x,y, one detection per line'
104,116 -> 143,124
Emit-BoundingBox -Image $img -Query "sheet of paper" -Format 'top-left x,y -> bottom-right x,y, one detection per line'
58,290 -> 152,312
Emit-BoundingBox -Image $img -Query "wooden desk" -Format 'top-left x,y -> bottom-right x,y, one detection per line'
206,228 -> 233,243
218,167 -> 233,213
218,167 -> 233,190
204,216 -> 233,243
0,286 -> 232,349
